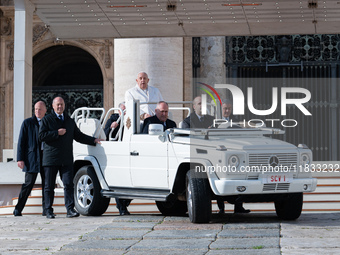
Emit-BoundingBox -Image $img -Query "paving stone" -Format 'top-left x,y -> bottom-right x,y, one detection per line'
143,229 -> 217,240
154,222 -> 222,230
111,215 -> 164,223
61,239 -> 138,251
223,223 -> 280,230
206,248 -> 281,255
280,237 -> 340,249
281,228 -> 340,238
162,216 -> 191,223
97,222 -> 156,230
281,248 -> 340,255
83,229 -> 150,240
218,228 -> 280,238
210,237 -> 279,249
129,238 -> 211,251
57,251 -> 123,255
125,250 -> 207,255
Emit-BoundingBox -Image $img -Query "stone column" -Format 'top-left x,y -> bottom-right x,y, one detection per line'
114,37 -> 184,122
200,36 -> 226,96
13,0 -> 34,150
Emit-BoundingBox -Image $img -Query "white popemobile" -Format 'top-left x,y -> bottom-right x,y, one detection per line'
72,100 -> 317,223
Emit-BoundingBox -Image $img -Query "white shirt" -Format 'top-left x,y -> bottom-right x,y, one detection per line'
125,84 -> 164,115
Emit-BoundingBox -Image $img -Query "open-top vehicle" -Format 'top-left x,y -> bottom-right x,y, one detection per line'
72,100 -> 317,223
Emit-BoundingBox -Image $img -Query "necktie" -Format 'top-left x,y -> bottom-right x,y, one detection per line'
200,116 -> 204,122
58,115 -> 63,121
38,120 -> 44,150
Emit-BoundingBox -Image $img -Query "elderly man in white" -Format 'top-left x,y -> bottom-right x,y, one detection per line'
125,71 -> 164,119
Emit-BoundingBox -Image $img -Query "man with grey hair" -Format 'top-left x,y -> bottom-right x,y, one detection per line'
14,101 -> 47,216
142,101 -> 176,134
125,71 -> 164,119
221,99 -> 237,122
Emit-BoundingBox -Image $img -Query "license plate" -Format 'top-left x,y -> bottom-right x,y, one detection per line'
261,174 -> 292,184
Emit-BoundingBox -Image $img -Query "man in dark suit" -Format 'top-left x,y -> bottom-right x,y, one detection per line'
14,101 -> 47,216
217,99 -> 250,214
142,101 -> 176,134
39,97 -> 103,219
182,96 -> 214,129
104,102 -> 125,141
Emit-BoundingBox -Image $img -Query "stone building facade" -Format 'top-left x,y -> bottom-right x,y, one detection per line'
0,4 -> 195,162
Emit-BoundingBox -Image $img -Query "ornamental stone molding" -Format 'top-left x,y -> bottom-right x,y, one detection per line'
6,41 -> 13,70
33,24 -> 49,47
0,12 -> 12,36
78,39 -> 112,69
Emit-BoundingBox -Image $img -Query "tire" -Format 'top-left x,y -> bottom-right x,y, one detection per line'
156,200 -> 187,216
274,193 -> 303,220
186,169 -> 212,223
74,165 -> 110,216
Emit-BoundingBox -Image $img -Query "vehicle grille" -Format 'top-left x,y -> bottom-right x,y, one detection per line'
248,153 -> 298,172
263,183 -> 290,191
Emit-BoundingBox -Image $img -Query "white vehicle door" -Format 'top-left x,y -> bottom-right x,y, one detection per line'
92,141 -> 132,187
129,134 -> 169,188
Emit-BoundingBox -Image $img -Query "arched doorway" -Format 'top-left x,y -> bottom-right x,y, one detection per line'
33,45 -> 103,115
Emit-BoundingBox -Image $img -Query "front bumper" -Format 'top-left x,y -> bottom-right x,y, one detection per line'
212,177 -> 317,196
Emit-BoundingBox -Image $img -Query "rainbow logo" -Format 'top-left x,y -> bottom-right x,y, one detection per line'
197,82 -> 222,107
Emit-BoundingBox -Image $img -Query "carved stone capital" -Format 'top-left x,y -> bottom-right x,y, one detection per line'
33,24 -> 49,47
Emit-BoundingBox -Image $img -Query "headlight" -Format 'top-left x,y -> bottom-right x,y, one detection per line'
228,155 -> 240,168
300,153 -> 311,166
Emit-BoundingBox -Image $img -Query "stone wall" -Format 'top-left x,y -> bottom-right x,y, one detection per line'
0,6 -> 14,162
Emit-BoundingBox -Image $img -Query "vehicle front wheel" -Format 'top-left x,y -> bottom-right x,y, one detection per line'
274,193 -> 303,220
156,200 -> 187,216
74,165 -> 110,216
186,169 -> 211,223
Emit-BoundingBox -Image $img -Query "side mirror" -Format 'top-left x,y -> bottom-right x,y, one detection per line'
158,133 -> 167,142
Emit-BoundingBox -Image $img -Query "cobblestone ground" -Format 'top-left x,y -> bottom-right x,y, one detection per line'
0,213 -> 339,254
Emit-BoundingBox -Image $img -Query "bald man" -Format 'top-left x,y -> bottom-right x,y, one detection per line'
39,97 -> 102,219
14,101 -> 47,216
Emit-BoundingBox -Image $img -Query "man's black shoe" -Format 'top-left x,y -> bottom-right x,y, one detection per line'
46,212 -> 55,219
43,212 -> 56,217
66,209 -> 80,218
234,207 -> 251,214
119,209 -> 130,216
13,209 -> 22,216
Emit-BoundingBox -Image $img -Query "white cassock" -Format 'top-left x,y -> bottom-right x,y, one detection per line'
125,84 -> 164,115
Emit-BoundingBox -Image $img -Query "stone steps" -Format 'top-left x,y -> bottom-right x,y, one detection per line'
1,172 -> 339,215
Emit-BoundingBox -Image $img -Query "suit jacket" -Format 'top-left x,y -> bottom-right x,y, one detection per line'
39,112 -> 96,166
104,113 -> 122,141
182,113 -> 214,129
223,114 -> 238,122
142,115 -> 177,134
125,85 -> 164,115
17,116 -> 42,173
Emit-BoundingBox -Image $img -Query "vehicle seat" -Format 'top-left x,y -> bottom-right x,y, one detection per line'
77,118 -> 106,139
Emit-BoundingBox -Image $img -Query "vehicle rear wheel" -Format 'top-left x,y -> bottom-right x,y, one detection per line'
156,200 -> 187,216
274,193 -> 303,220
186,169 -> 211,223
74,165 -> 110,216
